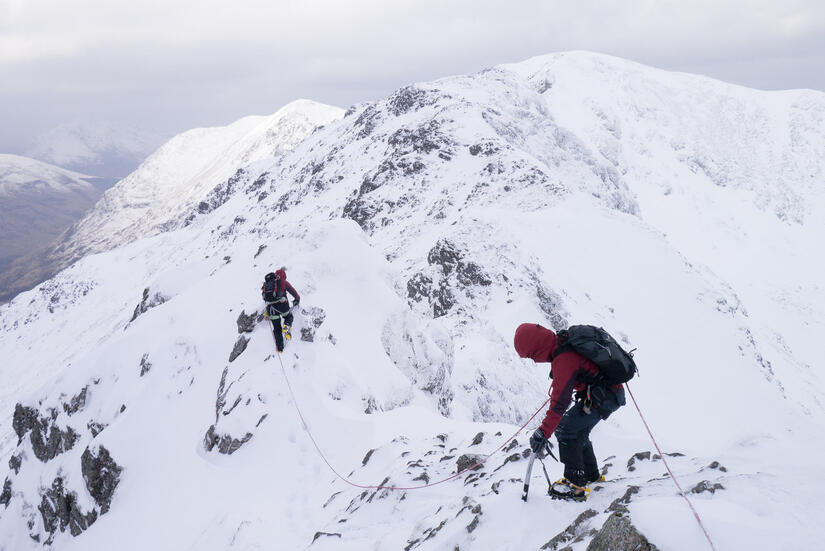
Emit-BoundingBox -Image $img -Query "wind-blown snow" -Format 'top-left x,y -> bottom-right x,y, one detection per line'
0,52 -> 823,550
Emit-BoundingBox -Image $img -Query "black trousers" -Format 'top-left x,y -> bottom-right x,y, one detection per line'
554,387 -> 625,486
267,303 -> 293,352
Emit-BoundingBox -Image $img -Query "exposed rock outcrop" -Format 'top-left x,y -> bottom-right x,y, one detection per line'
129,287 -> 169,323
236,310 -> 258,333
228,336 -> 249,362
81,445 -> 123,514
203,425 -> 253,455
12,404 -> 78,462
586,510 -> 659,551
38,477 -> 98,543
62,386 -> 88,415
541,508 -> 598,550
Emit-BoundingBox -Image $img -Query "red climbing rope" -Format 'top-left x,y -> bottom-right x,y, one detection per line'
274,345 -> 550,491
625,382 -> 718,551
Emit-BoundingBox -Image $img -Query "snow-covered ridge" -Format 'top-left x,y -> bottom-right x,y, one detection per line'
0,51 -> 823,549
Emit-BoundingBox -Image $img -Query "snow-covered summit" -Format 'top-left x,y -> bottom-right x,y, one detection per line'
0,52 -> 824,550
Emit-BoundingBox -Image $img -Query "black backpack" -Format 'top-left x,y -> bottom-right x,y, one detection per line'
552,325 -> 637,384
262,273 -> 284,303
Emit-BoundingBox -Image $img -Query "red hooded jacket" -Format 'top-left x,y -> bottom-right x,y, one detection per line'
514,323 -> 607,438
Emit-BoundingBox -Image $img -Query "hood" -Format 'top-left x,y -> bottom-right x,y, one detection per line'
274,268 -> 287,281
513,323 -> 558,363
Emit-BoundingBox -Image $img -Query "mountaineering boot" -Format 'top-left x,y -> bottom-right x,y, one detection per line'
549,478 -> 590,502
283,324 -> 292,341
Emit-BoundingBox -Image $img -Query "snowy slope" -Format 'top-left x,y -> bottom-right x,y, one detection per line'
25,121 -> 163,179
0,155 -> 99,284
0,52 -> 824,550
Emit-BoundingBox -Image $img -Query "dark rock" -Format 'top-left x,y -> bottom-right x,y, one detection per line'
38,477 -> 98,542
627,451 -> 651,472
586,511 -> 659,551
406,272 -> 433,303
456,454 -> 484,473
431,282 -> 455,318
466,514 -> 481,533
203,425 -> 253,454
607,485 -> 640,511
471,432 -> 484,446
362,448 -> 376,466
691,481 -> 725,494
9,453 -> 22,474
12,403 -> 78,462
354,104 -> 381,139
229,336 -> 249,362
494,453 -> 522,471
387,86 -> 438,116
427,240 -> 462,275
541,509 -> 598,550
87,421 -> 107,437
195,168 -> 249,217
62,387 -> 87,415
129,287 -> 168,323
503,439 -> 519,453
254,244 -> 267,258
312,531 -> 342,543
707,461 -> 728,472
0,478 -> 11,507
469,142 -> 499,156
413,472 -> 430,483
119,404 -> 126,413
236,310 -> 258,333
81,445 -> 123,514
139,353 -> 152,376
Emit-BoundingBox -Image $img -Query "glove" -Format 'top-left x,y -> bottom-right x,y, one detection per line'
529,428 -> 550,454
292,299 -> 300,308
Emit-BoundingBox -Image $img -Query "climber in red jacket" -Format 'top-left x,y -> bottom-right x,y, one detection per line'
514,323 -> 625,501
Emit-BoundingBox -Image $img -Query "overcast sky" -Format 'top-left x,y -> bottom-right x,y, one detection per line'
2,0 -> 824,152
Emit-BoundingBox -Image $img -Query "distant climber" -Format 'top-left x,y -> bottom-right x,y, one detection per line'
262,268 -> 300,352
514,323 -> 630,501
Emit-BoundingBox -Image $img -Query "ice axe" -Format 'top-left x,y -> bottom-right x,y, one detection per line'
522,444 -> 558,502
521,452 -> 537,502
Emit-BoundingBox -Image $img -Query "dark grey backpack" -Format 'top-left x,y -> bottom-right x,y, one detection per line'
551,325 -> 637,384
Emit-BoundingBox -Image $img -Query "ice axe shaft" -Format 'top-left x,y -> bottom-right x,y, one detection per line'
521,452 -> 537,502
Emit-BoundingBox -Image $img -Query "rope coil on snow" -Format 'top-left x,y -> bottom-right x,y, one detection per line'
625,382 -> 718,551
